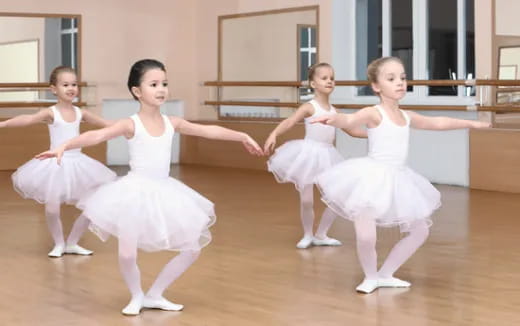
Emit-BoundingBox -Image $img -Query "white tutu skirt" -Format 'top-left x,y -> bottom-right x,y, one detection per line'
12,153 -> 116,205
267,139 -> 344,190
77,172 -> 216,252
316,157 -> 441,231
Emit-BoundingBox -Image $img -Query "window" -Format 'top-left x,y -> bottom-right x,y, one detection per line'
298,25 -> 317,100
354,0 -> 474,100
61,18 -> 78,68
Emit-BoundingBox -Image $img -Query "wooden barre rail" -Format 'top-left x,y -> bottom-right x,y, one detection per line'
0,102 -> 87,108
0,82 -> 89,109
204,100 -> 520,112
0,82 -> 88,89
204,79 -> 520,87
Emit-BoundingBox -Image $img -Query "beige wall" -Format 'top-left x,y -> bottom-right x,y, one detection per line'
0,0 -> 331,120
0,0 -> 199,118
495,0 -> 520,36
220,9 -> 316,106
0,17 -> 44,82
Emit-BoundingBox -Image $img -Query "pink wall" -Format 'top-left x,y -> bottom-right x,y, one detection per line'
0,0 -> 332,119
0,0 -> 198,117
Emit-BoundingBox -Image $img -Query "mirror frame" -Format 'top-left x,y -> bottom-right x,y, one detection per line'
216,6 -> 319,120
0,12 -> 82,107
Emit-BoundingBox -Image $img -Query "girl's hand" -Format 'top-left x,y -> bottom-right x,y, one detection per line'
263,134 -> 277,155
0,121 -> 6,128
35,144 -> 66,165
242,135 -> 264,156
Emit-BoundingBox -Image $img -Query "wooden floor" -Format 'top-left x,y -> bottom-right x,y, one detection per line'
1,165 -> 519,326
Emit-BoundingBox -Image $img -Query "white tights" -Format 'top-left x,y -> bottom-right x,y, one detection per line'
118,237 -> 200,300
298,185 -> 337,238
354,218 -> 429,280
44,201 -> 90,247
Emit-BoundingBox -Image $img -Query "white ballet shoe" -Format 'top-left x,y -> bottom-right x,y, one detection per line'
296,236 -> 314,249
143,296 -> 184,311
312,236 -> 342,246
48,245 -> 65,258
64,244 -> 93,256
377,277 -> 411,288
122,296 -> 144,316
356,279 -> 378,294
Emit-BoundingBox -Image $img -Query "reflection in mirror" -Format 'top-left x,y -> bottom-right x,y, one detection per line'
494,46 -> 520,128
0,15 -> 79,102
497,46 -> 520,105
219,7 -> 318,119
298,24 -> 317,101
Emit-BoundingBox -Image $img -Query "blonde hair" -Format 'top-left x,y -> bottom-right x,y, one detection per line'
49,66 -> 76,86
367,56 -> 404,84
308,62 -> 333,84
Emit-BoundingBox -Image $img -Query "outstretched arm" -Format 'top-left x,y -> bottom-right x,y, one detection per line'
171,117 -> 263,156
81,109 -> 116,128
0,108 -> 53,128
342,126 -> 368,138
407,111 -> 491,130
312,107 -> 376,130
36,118 -> 133,164
263,103 -> 313,154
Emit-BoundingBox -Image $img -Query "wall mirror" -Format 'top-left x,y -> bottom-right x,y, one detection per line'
0,13 -> 81,103
218,6 -> 318,119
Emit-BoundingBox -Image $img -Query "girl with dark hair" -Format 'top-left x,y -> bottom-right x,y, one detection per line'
37,59 -> 263,315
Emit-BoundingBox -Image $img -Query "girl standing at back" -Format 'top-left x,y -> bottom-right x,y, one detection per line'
37,59 -> 263,315
264,63 -> 367,249
313,56 -> 490,293
0,66 -> 116,257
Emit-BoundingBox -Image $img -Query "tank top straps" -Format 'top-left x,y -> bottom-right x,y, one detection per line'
48,106 -> 82,155
128,114 -> 174,179
303,100 -> 336,144
367,105 -> 410,166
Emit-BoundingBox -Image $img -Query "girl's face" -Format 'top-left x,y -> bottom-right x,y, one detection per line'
372,60 -> 407,101
133,68 -> 168,106
310,66 -> 335,95
51,72 -> 78,102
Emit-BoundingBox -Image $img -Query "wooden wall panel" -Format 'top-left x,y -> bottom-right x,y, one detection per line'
470,128 -> 520,193
0,119 -> 106,170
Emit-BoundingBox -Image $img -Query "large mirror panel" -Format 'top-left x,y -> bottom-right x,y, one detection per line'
0,14 -> 80,103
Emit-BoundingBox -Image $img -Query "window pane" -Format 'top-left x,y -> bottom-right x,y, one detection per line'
300,28 -> 308,48
73,33 -> 78,69
356,0 -> 382,95
300,51 -> 309,81
311,27 -> 316,47
61,18 -> 71,30
428,0 -> 458,96
61,34 -> 72,67
466,0 -> 475,95
392,0 -> 413,92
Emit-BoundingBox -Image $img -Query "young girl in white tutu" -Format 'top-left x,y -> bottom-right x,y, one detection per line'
0,66 -> 116,257
37,59 -> 263,315
264,63 -> 366,249
313,56 -> 490,293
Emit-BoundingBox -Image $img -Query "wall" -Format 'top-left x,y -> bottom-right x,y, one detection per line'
194,0 -> 332,120
0,0 -> 198,119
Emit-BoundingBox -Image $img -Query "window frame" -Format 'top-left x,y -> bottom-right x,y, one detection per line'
335,0 -> 475,106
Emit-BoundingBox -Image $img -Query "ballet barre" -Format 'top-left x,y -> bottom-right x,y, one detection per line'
0,82 -> 90,109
